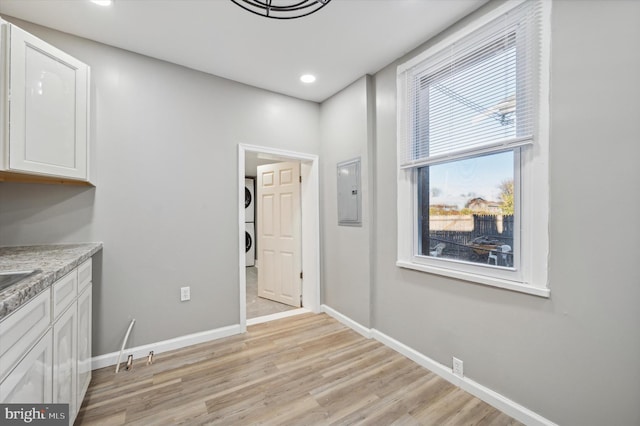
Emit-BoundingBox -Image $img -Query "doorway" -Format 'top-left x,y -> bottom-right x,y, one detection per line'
245,262 -> 298,318
238,144 -> 320,331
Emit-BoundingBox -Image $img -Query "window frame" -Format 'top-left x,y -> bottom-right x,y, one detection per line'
414,149 -> 522,281
396,0 -> 551,298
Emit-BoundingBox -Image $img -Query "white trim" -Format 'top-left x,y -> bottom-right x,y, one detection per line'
532,0 -> 552,290
246,308 -> 310,326
91,324 -> 242,370
399,136 -> 532,169
238,146 -> 248,332
397,0 -> 527,74
320,305 -> 556,426
0,21 -> 7,169
85,65 -> 92,184
300,160 -> 321,312
320,304 -> 371,339
240,143 -> 318,162
396,0 -> 551,294
396,260 -> 550,298
238,144 -> 321,333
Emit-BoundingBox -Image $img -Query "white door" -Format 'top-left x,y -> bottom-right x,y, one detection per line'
257,161 -> 302,307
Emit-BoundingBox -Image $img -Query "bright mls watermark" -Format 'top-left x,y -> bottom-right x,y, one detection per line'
1,404 -> 68,425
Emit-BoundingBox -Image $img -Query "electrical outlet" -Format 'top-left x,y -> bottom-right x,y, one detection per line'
452,357 -> 464,378
180,286 -> 190,301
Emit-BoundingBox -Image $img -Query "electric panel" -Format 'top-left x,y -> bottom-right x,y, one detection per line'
337,158 -> 362,226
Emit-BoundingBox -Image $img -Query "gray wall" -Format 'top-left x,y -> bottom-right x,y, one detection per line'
320,76 -> 374,327
0,17 -> 320,356
367,1 -> 639,425
2,1 -> 639,424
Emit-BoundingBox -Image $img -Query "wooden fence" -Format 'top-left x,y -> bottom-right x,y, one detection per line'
425,215 -> 514,260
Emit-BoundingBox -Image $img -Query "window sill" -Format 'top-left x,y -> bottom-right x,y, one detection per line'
396,260 -> 550,298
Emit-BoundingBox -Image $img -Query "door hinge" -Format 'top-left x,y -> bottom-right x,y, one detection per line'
299,175 -> 302,183
300,271 -> 303,279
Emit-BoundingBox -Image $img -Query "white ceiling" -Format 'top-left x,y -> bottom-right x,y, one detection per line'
0,0 -> 487,103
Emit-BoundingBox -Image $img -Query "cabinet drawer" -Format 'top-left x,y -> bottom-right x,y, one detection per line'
77,258 -> 92,294
52,271 -> 77,320
0,289 -> 51,381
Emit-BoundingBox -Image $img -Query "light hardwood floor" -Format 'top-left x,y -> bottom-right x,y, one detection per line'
75,313 -> 523,425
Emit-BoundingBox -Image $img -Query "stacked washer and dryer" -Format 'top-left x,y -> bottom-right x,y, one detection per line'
245,178 -> 256,267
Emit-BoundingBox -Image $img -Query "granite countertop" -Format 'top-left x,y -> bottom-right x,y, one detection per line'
0,243 -> 103,320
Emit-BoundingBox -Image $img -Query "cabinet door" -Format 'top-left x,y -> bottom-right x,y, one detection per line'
53,303 -> 77,417
0,289 -> 50,382
0,329 -> 53,403
8,24 -> 89,180
77,285 -> 91,411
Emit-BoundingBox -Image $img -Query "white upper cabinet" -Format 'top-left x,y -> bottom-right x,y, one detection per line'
1,21 -> 90,182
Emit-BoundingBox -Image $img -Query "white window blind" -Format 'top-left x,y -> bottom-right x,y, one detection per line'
399,0 -> 541,168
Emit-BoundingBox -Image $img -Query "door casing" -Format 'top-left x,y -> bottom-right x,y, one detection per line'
238,144 -> 320,331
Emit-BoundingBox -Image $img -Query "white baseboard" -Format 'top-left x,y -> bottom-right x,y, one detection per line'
247,308 -> 310,326
322,304 -> 555,426
370,329 -> 457,383
321,304 -> 371,338
91,323 -> 243,370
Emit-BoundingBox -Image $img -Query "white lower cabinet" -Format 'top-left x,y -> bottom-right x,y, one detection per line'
53,303 -> 77,418
77,285 -> 92,410
0,330 -> 53,403
0,289 -> 51,381
0,257 -> 93,425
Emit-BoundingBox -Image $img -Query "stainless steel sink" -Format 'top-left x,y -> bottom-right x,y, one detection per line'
0,270 -> 40,291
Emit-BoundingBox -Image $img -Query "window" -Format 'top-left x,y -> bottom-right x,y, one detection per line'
396,0 -> 550,297
418,151 -> 515,265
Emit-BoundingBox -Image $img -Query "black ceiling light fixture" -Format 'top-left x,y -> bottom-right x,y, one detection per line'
230,0 -> 332,20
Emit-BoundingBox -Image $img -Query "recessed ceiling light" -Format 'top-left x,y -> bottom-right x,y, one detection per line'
91,0 -> 112,6
300,74 -> 316,84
